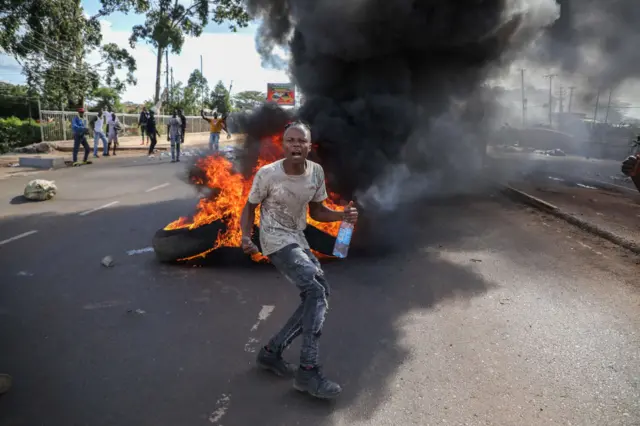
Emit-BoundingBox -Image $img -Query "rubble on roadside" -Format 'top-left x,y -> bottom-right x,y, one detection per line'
23,179 -> 57,201
13,142 -> 59,154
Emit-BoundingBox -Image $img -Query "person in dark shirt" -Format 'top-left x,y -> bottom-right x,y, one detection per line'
146,108 -> 161,157
178,109 -> 187,144
621,153 -> 640,194
139,107 -> 149,146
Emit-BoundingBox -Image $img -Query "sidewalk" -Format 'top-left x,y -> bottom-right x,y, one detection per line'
505,174 -> 640,253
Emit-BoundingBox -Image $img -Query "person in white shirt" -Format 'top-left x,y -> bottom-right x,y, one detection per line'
92,110 -> 109,157
106,112 -> 120,156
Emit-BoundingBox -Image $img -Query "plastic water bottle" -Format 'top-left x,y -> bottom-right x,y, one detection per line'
333,221 -> 354,258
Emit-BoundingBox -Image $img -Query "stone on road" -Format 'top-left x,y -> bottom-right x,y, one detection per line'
0,155 -> 638,426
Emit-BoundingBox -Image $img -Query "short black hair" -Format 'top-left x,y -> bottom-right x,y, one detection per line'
284,120 -> 311,136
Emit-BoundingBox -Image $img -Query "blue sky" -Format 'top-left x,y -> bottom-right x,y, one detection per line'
0,0 -> 289,103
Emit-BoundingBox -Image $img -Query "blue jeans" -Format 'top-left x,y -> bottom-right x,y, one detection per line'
209,132 -> 220,152
267,244 -> 329,367
93,131 -> 108,156
170,135 -> 181,160
72,133 -> 90,163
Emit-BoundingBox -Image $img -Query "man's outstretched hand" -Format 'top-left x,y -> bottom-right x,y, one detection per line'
343,201 -> 359,223
621,155 -> 639,176
241,236 -> 259,255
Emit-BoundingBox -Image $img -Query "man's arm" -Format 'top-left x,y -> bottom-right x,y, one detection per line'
200,110 -> 211,122
309,202 -> 345,223
621,155 -> 640,193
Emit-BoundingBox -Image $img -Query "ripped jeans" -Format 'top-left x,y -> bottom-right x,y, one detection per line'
267,244 -> 330,367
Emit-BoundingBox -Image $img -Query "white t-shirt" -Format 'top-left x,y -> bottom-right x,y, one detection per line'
248,159 -> 328,256
94,116 -> 104,133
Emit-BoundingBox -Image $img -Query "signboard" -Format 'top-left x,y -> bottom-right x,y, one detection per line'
267,83 -> 295,106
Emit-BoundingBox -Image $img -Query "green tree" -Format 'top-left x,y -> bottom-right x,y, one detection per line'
87,86 -> 122,112
187,69 -> 209,110
208,80 -> 232,115
0,0 -> 145,107
233,90 -> 265,110
128,0 -> 249,104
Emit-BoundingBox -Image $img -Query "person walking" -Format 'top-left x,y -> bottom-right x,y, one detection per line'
179,109 -> 187,144
240,122 -> 358,400
92,110 -> 109,158
106,112 -> 120,156
167,110 -> 182,162
201,110 -> 230,152
147,108 -> 161,158
139,107 -> 149,145
71,108 -> 91,166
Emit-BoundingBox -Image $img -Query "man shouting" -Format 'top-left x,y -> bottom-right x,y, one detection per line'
240,121 -> 358,400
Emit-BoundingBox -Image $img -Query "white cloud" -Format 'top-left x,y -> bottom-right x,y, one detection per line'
94,19 -> 290,103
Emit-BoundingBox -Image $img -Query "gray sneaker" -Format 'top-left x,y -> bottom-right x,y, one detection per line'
293,366 -> 342,399
0,374 -> 12,394
256,347 -> 297,377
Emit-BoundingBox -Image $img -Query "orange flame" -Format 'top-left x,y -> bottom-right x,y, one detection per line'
164,135 -> 343,261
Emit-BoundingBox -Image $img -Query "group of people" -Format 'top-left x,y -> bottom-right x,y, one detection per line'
70,106 -> 232,165
70,108 -> 122,165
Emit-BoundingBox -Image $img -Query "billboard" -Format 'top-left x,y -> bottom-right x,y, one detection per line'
267,83 -> 295,106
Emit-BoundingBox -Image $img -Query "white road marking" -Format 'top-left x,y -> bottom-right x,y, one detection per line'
208,394 -> 231,424
79,201 -> 119,216
0,230 -> 38,246
244,305 -> 275,353
145,182 -> 170,193
250,305 -> 275,332
127,247 -> 154,256
83,300 -> 130,310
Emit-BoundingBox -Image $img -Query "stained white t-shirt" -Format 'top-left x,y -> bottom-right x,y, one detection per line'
248,159 -> 328,256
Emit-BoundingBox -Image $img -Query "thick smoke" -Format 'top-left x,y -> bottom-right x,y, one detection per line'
531,0 -> 640,92
234,0 -> 561,211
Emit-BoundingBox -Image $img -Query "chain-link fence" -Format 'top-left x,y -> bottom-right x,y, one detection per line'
39,110 -> 211,142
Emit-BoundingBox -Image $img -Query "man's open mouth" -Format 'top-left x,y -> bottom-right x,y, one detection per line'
291,150 -> 302,157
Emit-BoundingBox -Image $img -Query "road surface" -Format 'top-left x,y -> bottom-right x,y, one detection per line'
0,153 -> 639,426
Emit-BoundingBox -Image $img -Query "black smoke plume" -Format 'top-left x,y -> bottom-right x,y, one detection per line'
231,0 -> 560,211
532,0 -> 640,92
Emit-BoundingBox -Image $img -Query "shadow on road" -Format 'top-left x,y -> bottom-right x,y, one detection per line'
0,194 -> 506,425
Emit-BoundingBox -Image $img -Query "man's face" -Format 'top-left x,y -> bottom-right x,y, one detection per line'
79,111 -> 84,118
283,126 -> 311,165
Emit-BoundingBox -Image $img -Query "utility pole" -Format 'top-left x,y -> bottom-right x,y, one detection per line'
520,69 -> 526,128
200,55 -> 204,106
604,87 -> 614,125
170,67 -> 174,106
544,73 -> 557,127
556,85 -> 565,130
568,86 -> 575,113
165,49 -> 169,113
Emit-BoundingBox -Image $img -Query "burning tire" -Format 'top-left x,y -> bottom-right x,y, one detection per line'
152,220 -> 337,263
152,221 -> 227,263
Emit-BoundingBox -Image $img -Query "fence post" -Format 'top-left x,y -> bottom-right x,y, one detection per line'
37,98 -> 44,143
61,104 -> 67,141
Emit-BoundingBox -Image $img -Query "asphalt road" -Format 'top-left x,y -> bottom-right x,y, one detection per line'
0,154 -> 639,426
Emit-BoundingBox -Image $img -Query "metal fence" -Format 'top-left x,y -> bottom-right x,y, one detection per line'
39,110 -> 211,142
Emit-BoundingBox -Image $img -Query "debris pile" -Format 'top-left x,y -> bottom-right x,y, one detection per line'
23,179 -> 57,201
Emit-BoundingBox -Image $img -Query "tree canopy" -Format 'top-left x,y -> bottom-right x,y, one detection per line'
128,0 -> 249,103
0,0 -> 145,108
233,90 -> 266,110
208,80 -> 232,116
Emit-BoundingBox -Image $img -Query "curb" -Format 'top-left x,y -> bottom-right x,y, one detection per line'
500,184 -> 640,255
55,146 -> 168,153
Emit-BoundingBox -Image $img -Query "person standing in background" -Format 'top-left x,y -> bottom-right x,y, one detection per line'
167,110 -> 182,162
107,112 -> 120,156
71,108 -> 91,166
201,110 -> 230,152
179,109 -> 187,144
92,110 -> 109,158
147,108 -> 160,158
139,106 -> 149,146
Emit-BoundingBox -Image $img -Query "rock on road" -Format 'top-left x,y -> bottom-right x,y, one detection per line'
0,154 -> 638,426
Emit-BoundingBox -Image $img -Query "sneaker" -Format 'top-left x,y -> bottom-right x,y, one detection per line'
256,347 -> 297,377
170,159 -> 176,163
293,366 -> 342,399
176,158 -> 180,162
0,374 -> 12,394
